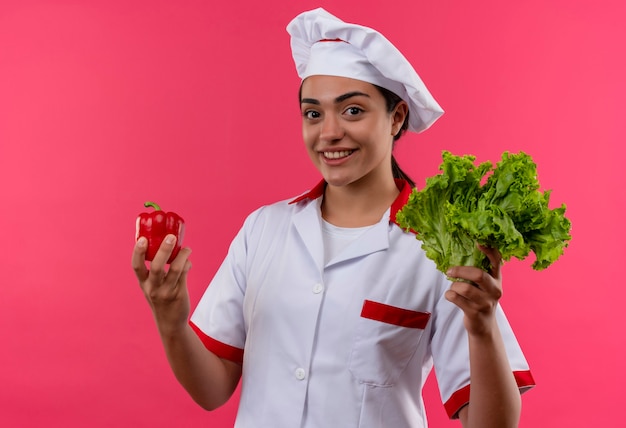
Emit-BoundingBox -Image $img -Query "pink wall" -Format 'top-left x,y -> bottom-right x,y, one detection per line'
1,0 -> 624,426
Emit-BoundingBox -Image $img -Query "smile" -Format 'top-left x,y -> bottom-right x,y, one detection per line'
323,150 -> 354,159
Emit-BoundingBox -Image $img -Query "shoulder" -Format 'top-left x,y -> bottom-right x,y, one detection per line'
239,191 -> 319,233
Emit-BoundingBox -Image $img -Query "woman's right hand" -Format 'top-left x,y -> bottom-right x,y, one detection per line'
132,234 -> 193,336
132,237 -> 241,409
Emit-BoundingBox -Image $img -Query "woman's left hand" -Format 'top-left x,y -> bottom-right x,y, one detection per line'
444,245 -> 504,337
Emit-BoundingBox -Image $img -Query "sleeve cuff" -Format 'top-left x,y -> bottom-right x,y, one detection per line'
443,370 -> 536,419
189,320 -> 244,365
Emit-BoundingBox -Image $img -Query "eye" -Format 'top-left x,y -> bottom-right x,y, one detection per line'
344,106 -> 363,116
303,110 -> 321,120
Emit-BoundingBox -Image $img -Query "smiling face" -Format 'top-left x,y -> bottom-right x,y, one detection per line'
300,75 -> 407,189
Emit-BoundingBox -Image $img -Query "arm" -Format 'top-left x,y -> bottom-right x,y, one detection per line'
445,245 -> 521,428
132,234 -> 241,410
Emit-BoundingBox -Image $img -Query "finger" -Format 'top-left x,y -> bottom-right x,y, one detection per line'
477,244 -> 503,278
174,258 -> 193,292
446,265 -> 486,287
446,279 -> 500,319
445,287 -> 487,316
164,247 -> 192,288
445,288 -> 474,311
447,279 -> 484,304
446,265 -> 503,303
150,234 -> 178,279
131,236 -> 149,282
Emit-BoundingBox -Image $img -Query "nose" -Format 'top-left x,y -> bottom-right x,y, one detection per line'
319,114 -> 344,142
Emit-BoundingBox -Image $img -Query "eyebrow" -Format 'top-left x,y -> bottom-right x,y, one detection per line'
300,91 -> 371,105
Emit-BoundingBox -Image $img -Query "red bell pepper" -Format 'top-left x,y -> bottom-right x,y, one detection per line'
135,201 -> 185,263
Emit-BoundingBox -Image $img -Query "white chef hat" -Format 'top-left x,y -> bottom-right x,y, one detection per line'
287,8 -> 444,133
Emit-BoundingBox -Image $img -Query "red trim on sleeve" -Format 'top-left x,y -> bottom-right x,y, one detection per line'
444,383 -> 471,419
443,370 -> 536,419
360,300 -> 431,329
513,369 -> 536,390
189,321 -> 244,365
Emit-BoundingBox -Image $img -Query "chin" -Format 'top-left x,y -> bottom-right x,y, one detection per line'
323,174 -> 359,188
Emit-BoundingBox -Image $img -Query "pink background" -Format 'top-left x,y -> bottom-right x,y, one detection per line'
1,0 -> 624,426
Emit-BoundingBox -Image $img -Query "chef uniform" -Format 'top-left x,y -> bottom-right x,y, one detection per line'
190,8 -> 535,428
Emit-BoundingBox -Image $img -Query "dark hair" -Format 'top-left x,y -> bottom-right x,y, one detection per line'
298,81 -> 416,187
373,84 -> 415,187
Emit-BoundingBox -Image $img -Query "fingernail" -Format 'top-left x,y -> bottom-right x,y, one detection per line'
165,235 -> 175,244
137,237 -> 147,247
445,269 -> 452,276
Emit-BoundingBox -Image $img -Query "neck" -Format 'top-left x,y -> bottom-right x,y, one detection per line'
322,174 -> 400,227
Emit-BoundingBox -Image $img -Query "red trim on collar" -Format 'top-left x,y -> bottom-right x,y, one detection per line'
390,178 -> 412,227
289,179 -> 413,228
289,180 -> 326,204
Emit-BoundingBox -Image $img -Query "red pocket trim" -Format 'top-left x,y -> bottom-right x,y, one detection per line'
360,300 -> 431,329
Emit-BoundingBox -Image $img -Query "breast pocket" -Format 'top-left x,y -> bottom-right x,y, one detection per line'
349,300 -> 431,386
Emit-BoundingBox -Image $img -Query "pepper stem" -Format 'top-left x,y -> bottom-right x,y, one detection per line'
144,201 -> 161,211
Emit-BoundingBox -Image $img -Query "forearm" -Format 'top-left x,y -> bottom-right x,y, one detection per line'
158,323 -> 241,410
133,235 -> 240,409
461,322 -> 521,428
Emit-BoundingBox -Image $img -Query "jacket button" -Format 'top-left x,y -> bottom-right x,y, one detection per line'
312,283 -> 324,294
295,368 -> 306,380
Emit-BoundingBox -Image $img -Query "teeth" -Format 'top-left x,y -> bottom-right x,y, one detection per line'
323,150 -> 353,159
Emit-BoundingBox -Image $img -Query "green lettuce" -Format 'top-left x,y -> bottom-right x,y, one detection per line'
396,151 -> 572,273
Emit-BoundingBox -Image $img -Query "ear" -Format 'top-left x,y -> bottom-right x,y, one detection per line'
391,101 -> 409,136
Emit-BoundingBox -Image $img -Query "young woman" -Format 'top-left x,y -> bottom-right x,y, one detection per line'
132,8 -> 534,428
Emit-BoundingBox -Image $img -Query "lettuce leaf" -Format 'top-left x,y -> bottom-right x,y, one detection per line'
396,151 -> 572,273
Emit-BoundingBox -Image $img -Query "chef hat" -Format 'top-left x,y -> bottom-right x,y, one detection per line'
287,8 -> 444,133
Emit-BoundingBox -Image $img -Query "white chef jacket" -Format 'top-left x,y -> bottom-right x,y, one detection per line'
190,179 -> 535,428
